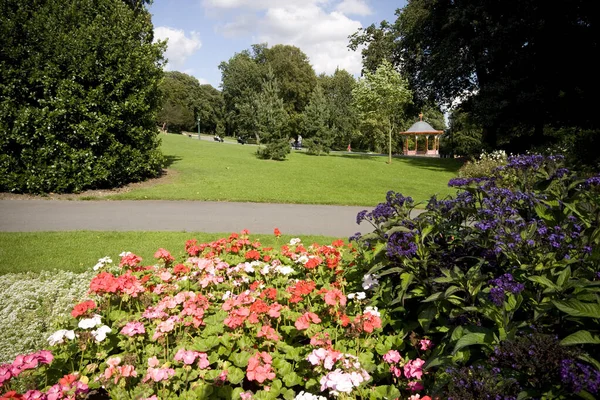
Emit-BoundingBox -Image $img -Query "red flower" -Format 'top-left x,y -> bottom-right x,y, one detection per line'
260,288 -> 277,301
71,300 -> 96,318
0,391 -> 24,399
274,228 -> 281,237
89,272 -> 120,294
304,257 -> 322,269
119,253 -> 142,268
244,250 -> 261,260
173,264 -> 190,275
332,239 -> 345,247
287,280 -> 316,303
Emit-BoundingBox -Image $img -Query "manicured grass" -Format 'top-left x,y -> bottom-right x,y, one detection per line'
107,134 -> 461,206
0,231 -> 337,275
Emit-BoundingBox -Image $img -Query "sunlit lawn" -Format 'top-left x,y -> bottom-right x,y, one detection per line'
108,134 -> 462,206
0,231 -> 336,274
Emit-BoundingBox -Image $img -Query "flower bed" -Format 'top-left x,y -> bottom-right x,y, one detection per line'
1,233 -> 433,399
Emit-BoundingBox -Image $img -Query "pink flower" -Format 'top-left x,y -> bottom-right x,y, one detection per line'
143,367 -> 175,383
240,392 -> 253,400
408,381 -> 424,391
294,312 -> 321,330
24,389 -> 45,399
383,350 -> 402,364
324,289 -> 347,307
120,321 -> 146,337
174,349 -> 198,365
154,248 -> 174,263
257,326 -> 280,341
246,352 -> 275,383
106,357 -> 121,368
419,339 -> 432,351
390,365 -> 402,377
147,357 -> 160,368
197,353 -> 210,369
403,358 -> 426,380
159,271 -> 172,282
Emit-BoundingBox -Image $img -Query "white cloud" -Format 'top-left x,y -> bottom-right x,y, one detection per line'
212,3 -> 364,76
154,27 -> 202,70
336,0 -> 373,16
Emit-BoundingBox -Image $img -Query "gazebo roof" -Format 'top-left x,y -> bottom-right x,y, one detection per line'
400,114 -> 444,135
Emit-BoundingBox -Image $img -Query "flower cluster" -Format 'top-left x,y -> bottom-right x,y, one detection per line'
0,351 -> 53,387
382,348 -> 428,393
307,349 -> 371,396
488,273 -> 525,306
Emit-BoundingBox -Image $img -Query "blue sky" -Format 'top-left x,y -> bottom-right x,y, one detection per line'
148,0 -> 405,89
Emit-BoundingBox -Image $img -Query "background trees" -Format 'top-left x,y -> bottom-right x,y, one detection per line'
352,0 -> 599,164
0,0 -> 165,193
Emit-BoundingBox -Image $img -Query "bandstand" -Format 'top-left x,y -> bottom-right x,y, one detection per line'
400,113 -> 443,157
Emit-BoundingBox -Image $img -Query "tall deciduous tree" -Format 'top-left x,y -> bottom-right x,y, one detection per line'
352,61 -> 413,163
0,0 -> 165,194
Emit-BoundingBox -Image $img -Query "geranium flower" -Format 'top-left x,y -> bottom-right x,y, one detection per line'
47,329 -> 75,345
23,389 -> 45,399
295,312 -> 321,330
120,321 -> 145,337
154,248 -> 174,263
274,228 -> 281,237
119,252 -> 142,268
91,325 -> 111,342
403,358 -> 426,380
419,339 -> 432,351
257,326 -> 280,341
408,381 -> 424,391
324,289 -> 346,307
246,352 -> 275,383
78,314 -> 102,329
71,300 -> 96,318
383,350 -> 402,364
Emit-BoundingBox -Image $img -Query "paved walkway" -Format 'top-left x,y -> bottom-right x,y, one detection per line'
0,199 -> 380,238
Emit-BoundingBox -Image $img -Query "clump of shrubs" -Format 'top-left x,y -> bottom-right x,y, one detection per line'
458,149 -> 507,178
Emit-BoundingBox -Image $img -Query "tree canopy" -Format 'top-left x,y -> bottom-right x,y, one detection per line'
0,0 -> 165,193
351,0 -> 599,157
353,61 -> 413,163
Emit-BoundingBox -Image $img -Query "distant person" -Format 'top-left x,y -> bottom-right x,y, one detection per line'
297,134 -> 302,149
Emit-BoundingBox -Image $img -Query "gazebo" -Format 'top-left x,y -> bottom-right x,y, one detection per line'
400,113 -> 443,157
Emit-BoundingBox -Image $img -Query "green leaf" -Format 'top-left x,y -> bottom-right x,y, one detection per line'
418,305 -> 436,332
534,204 -> 555,223
561,330 -> 600,345
193,336 -> 221,352
230,351 -> 251,368
528,275 -> 558,291
556,266 -> 571,288
552,299 -> 600,318
282,372 -> 302,387
227,366 -> 245,385
452,332 -> 491,354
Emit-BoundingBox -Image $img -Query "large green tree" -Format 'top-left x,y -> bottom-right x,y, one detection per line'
301,85 -> 333,155
353,61 -> 413,163
255,69 -> 290,161
318,69 -> 359,151
356,0 -> 599,153
0,0 -> 165,193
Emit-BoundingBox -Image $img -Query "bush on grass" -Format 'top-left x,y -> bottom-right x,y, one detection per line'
352,153 -> 600,398
458,150 -> 507,178
256,139 -> 291,161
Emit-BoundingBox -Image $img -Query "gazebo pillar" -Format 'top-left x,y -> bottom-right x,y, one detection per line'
414,135 -> 418,153
425,135 -> 429,153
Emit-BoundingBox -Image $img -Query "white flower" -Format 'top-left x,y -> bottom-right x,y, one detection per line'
347,292 -> 366,301
91,325 -> 111,342
289,238 -> 301,246
296,255 -> 309,264
93,256 -> 113,271
362,274 -> 379,290
243,263 -> 255,273
294,391 -> 327,400
78,314 -> 102,329
276,265 -> 294,275
364,306 -> 380,317
119,251 -> 132,257
260,265 -> 271,275
47,329 -> 75,346
222,291 -> 232,300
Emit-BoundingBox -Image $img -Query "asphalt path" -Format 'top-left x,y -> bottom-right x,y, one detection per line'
0,199 -> 385,238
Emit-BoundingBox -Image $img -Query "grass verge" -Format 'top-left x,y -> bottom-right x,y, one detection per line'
0,231 -> 338,274
106,134 -> 461,206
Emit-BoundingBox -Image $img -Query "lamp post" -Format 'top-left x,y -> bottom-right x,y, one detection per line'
197,114 -> 201,140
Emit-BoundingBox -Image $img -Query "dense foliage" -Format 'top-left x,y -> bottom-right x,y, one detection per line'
352,154 -> 600,398
157,72 -> 224,135
0,0 -> 165,193
351,0 -> 599,160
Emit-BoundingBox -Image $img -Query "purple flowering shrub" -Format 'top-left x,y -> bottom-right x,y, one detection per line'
351,154 -> 600,398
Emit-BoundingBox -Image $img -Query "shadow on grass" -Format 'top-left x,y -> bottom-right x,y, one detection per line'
398,156 -> 464,173
163,154 -> 182,168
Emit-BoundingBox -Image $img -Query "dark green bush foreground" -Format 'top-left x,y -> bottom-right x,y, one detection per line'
351,154 -> 600,398
0,0 -> 165,194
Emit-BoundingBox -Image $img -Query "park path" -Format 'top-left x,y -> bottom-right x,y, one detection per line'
0,199 -> 393,238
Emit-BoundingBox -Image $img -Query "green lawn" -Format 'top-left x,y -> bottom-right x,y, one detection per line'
0,232 -> 336,274
107,134 -> 461,206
